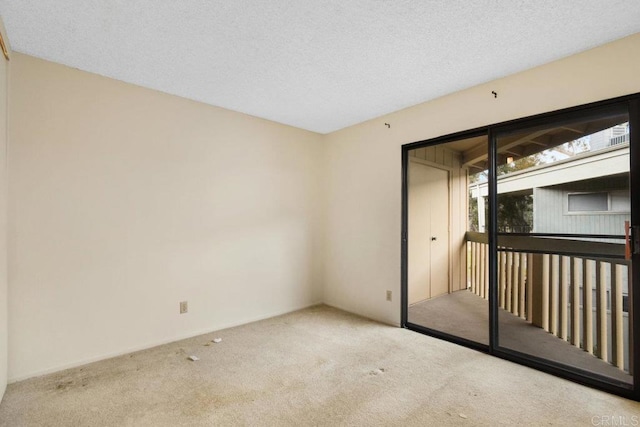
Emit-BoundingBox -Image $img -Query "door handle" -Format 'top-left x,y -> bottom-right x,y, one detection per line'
431,237 -> 437,241
625,222 -> 640,259
625,221 -> 631,260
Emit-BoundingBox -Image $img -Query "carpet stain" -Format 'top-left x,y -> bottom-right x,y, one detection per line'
180,388 -> 265,417
54,380 -> 74,391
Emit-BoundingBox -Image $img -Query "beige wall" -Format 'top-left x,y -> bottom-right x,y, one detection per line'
323,33 -> 640,325
8,53 -> 323,381
0,19 -> 9,401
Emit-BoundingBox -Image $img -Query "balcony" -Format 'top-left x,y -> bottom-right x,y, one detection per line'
409,231 -> 632,385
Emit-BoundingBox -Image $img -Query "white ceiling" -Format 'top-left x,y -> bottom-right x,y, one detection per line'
1,1 -> 640,134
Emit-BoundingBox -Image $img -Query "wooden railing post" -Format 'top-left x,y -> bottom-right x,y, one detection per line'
478,243 -> 482,296
596,261 -> 608,363
531,253 -> 546,329
476,243 -> 480,298
476,242 -> 481,297
542,255 -> 550,332
527,253 -> 533,322
611,264 -> 624,369
560,256 -> 569,341
483,243 -> 489,299
630,264 -> 635,376
470,242 -> 476,295
512,252 -> 520,317
506,251 -> 513,312
500,252 -> 507,309
583,259 -> 594,355
571,257 -> 580,347
550,255 -> 559,336
519,253 -> 526,319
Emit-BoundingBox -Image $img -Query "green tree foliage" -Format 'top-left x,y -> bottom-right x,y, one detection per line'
468,194 -> 479,231
469,138 -> 591,233
496,154 -> 540,232
497,194 -> 533,232
497,154 -> 541,176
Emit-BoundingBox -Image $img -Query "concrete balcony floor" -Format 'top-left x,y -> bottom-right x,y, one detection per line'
408,290 -> 632,385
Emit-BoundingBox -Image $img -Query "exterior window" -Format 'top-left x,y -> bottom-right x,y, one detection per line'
567,192 -> 608,212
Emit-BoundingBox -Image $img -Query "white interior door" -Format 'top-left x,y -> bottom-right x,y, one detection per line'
408,160 -> 450,304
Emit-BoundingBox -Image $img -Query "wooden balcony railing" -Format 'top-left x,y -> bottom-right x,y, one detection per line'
466,231 -> 631,373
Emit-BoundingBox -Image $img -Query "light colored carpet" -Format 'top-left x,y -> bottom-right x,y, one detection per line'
0,305 -> 638,426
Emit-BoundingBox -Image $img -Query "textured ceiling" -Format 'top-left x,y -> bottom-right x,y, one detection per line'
1,1 -> 640,134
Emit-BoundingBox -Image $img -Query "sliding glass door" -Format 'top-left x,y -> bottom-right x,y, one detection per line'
402,94 -> 640,400
405,135 -> 489,347
493,103 -> 634,388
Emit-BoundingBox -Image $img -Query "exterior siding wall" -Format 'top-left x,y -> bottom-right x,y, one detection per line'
533,186 -> 629,237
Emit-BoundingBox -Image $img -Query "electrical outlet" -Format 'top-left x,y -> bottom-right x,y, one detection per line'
180,301 -> 188,314
386,290 -> 392,301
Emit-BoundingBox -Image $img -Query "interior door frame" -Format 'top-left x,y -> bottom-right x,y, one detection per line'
401,92 -> 640,401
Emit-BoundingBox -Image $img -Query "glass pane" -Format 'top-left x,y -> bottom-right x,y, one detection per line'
407,136 -> 489,345
495,108 -> 633,385
568,193 -> 608,212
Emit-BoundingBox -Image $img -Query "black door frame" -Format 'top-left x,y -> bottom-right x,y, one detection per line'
401,92 -> 640,401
